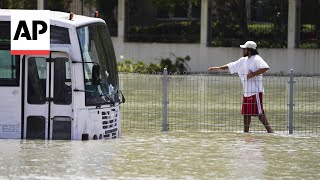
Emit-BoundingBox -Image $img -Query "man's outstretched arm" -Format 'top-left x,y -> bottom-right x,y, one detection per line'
208,64 -> 229,71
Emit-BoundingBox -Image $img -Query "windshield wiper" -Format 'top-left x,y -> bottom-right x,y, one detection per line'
100,93 -> 115,106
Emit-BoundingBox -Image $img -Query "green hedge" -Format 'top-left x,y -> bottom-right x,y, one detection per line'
127,21 -> 200,43
126,21 -> 319,48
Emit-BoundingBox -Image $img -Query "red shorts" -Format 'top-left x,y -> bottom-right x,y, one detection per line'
242,92 -> 265,116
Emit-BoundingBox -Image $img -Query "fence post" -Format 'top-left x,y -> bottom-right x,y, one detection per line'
162,68 -> 168,131
289,69 -> 294,134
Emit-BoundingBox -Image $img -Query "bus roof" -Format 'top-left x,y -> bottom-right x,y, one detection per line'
0,9 -> 106,28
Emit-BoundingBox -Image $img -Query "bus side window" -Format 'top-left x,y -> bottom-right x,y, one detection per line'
0,50 -> 20,86
27,57 -> 46,104
53,57 -> 71,105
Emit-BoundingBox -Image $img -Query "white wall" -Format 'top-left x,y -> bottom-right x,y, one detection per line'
112,38 -> 320,74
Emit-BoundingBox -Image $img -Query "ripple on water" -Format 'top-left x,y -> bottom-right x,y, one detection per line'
0,132 -> 319,179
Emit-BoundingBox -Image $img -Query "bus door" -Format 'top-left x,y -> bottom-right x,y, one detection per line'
24,52 -> 72,140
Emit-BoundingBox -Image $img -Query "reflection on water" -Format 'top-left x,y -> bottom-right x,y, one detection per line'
0,132 -> 319,179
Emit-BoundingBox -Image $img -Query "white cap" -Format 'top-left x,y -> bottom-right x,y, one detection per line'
240,41 -> 257,49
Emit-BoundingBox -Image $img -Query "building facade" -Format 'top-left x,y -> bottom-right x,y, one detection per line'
1,0 -> 320,73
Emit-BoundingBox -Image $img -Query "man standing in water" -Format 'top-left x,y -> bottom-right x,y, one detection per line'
208,41 -> 274,133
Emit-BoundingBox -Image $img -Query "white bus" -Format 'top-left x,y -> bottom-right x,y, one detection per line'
0,10 -> 124,140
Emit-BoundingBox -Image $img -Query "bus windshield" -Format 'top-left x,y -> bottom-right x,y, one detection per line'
77,23 -> 119,106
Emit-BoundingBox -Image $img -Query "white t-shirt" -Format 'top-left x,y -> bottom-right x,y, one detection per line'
227,55 -> 269,97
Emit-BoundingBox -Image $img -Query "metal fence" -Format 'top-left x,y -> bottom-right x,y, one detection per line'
208,0 -> 288,48
125,0 -> 201,43
299,0 -> 320,48
119,69 -> 320,134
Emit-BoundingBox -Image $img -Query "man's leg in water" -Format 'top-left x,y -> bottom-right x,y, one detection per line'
258,114 -> 274,133
244,115 -> 251,133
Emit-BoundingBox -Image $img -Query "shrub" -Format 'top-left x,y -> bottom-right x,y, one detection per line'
118,55 -> 191,73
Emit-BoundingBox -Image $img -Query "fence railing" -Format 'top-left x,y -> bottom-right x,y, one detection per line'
119,69 -> 320,134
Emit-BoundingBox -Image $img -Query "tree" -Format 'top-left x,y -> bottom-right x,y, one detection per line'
3,0 -> 37,9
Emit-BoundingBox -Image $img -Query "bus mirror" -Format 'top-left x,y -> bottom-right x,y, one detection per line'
119,90 -> 126,103
92,64 -> 101,85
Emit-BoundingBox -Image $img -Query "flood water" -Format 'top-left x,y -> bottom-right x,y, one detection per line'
0,132 -> 319,179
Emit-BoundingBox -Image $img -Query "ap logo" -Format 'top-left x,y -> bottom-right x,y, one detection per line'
10,10 -> 50,55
